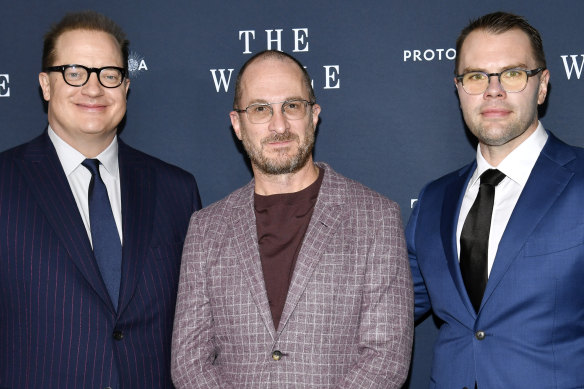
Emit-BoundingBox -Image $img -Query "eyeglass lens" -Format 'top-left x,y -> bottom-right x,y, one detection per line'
461,69 -> 528,94
63,66 -> 124,87
246,100 -> 309,123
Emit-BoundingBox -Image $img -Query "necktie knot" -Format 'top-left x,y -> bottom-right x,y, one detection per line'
82,158 -> 101,177
480,169 -> 506,187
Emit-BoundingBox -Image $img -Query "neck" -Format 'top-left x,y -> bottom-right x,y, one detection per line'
52,128 -> 116,158
253,159 -> 319,196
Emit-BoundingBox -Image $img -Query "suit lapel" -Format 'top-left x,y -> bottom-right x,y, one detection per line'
481,135 -> 575,309
230,182 -> 277,339
16,133 -> 114,311
278,164 -> 343,333
116,141 -> 155,316
441,163 -> 477,316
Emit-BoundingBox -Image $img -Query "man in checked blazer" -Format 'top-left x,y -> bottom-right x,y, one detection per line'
171,50 -> 413,388
0,11 -> 200,388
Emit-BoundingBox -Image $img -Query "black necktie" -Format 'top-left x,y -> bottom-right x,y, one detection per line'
460,169 -> 506,313
82,159 -> 122,310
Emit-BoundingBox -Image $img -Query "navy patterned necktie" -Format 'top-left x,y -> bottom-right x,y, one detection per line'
460,169 -> 506,313
82,159 -> 122,310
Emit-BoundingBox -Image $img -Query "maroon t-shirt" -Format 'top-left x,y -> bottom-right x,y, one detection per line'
254,168 -> 324,330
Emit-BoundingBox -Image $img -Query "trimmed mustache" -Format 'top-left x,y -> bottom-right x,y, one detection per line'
261,132 -> 298,145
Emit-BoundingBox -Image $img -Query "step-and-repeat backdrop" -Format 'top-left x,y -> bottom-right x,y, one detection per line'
2,1 -> 583,387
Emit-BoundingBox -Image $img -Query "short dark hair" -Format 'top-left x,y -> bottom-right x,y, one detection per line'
233,50 -> 316,109
454,11 -> 546,74
42,10 -> 129,72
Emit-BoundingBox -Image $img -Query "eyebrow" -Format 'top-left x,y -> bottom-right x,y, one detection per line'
460,63 -> 530,74
246,96 -> 307,105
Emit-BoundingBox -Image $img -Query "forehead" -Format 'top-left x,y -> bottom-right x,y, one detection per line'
458,28 -> 535,71
53,29 -> 123,66
240,58 -> 306,103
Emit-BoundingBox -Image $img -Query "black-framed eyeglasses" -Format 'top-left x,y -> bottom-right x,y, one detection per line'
235,99 -> 315,124
43,64 -> 127,88
455,67 -> 545,95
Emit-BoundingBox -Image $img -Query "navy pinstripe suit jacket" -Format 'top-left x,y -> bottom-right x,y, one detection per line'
0,131 -> 201,389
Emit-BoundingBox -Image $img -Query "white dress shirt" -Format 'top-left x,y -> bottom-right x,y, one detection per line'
48,126 -> 123,245
456,122 -> 548,276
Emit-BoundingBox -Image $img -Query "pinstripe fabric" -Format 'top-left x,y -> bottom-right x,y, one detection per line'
0,132 -> 201,389
171,163 -> 413,388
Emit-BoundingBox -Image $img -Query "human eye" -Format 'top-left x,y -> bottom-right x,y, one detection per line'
102,69 -> 119,80
502,69 -> 524,79
465,72 -> 486,82
284,100 -> 303,111
249,104 -> 269,114
102,68 -> 122,83
65,67 -> 85,80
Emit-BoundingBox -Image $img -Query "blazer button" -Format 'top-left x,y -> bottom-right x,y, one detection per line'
271,350 -> 283,361
113,330 -> 124,340
475,331 -> 486,340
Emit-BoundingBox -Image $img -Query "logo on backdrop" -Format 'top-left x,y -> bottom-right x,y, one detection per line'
560,54 -> 584,80
128,52 -> 148,79
403,48 -> 456,62
0,74 -> 9,97
210,28 -> 340,93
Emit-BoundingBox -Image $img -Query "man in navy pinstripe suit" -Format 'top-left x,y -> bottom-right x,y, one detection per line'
0,11 -> 201,388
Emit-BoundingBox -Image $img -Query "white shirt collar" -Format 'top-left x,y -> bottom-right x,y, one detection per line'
48,125 -> 119,179
470,121 -> 548,188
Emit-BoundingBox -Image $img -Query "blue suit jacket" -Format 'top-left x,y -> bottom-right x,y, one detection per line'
407,132 -> 584,388
0,132 -> 201,388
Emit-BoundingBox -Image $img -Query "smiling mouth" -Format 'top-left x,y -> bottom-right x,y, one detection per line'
77,103 -> 107,111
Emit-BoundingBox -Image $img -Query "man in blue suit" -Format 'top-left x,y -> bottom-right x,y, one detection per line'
407,11 -> 584,388
0,11 -> 201,388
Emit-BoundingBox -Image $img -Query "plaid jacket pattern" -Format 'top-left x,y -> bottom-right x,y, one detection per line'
171,163 -> 413,388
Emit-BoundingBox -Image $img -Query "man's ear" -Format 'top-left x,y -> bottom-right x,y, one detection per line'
39,72 -> 51,101
537,69 -> 550,105
230,111 -> 242,140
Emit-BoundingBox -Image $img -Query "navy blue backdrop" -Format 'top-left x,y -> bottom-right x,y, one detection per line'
2,1 -> 583,387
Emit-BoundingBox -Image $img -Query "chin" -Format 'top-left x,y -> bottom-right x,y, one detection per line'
80,127 -> 115,137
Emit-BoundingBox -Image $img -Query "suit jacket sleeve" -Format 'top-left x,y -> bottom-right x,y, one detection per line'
171,209 -> 233,388
335,199 -> 414,388
406,188 -> 433,322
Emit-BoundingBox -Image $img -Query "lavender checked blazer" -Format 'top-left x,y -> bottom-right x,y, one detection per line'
171,163 -> 414,388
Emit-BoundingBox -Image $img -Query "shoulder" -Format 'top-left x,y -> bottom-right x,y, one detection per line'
0,144 -> 23,166
182,181 -> 253,251
0,133 -> 46,159
191,180 -> 253,223
542,131 -> 584,170
318,162 -> 400,213
0,134 -> 49,176
419,162 -> 473,197
118,140 -> 195,182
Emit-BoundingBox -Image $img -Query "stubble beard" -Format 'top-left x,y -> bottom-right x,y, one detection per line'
466,106 -> 537,147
